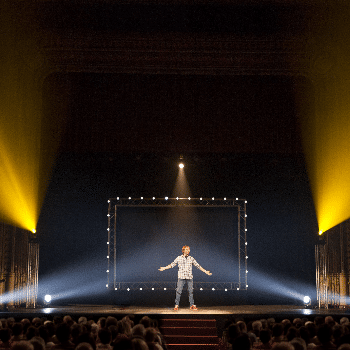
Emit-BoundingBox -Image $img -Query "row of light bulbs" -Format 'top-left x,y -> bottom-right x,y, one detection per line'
105,286 -> 249,290
109,198 -> 247,202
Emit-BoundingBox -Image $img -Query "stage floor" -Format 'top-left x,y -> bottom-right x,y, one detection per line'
2,304 -> 350,318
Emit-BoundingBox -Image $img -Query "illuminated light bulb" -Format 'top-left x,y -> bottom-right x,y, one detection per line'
245,214 -> 247,217
107,214 -> 110,217
128,197 -> 131,200
152,197 -> 155,200
165,197 -> 168,200
152,288 -> 154,290
107,242 -> 109,245
107,256 -> 109,259
245,229 -> 247,231
246,285 -> 248,288
200,288 -> 203,291
200,197 -> 203,200
212,197 -> 215,200
176,197 -> 179,200
164,288 -> 167,290
106,270 -> 109,273
140,288 -> 142,290
319,230 -> 323,236
246,256 -> 248,259
127,288 -> 130,291
212,288 -> 215,291
44,295 -> 52,303
225,289 -> 227,291
32,229 -> 36,233
236,198 -> 238,200
237,288 -> 240,290
141,197 -> 143,200
224,197 -> 226,200
107,228 -> 110,231
245,242 -> 248,245
107,200 -> 110,203
179,163 -> 184,169
188,197 -> 191,200
117,197 -> 119,200
245,201 -> 247,203
115,288 -> 118,290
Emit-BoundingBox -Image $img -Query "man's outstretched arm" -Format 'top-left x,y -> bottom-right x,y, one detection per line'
159,264 -> 173,271
198,266 -> 212,275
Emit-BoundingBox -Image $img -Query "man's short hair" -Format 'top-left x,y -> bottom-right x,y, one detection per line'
182,245 -> 190,253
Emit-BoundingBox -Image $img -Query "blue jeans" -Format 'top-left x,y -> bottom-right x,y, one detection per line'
175,279 -> 194,306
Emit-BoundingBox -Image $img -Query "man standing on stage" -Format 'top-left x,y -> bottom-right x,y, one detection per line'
159,245 -> 212,311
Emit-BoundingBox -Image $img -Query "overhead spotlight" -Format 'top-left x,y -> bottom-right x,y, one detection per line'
319,230 -> 323,236
32,229 -> 36,234
44,295 -> 52,304
179,163 -> 184,169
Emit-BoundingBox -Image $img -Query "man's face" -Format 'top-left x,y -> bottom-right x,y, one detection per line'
183,247 -> 190,256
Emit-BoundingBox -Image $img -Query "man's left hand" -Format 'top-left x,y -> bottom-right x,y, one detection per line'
206,271 -> 212,276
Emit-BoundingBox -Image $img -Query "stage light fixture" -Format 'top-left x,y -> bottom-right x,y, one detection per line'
246,256 -> 248,259
140,288 -> 142,290
179,163 -> 184,169
107,242 -> 109,245
152,288 -> 154,290
245,242 -> 248,245
188,197 -> 191,200
44,295 -> 52,304
32,229 -> 36,233
152,197 -> 155,200
246,285 -> 248,288
225,289 -> 228,291
165,197 -> 168,200
176,197 -> 179,200
319,230 -> 323,236
107,256 -> 109,259
245,201 -> 247,203
303,296 -> 311,306
117,197 -> 119,200
141,197 -> 143,200
200,197 -> 203,200
127,288 -> 130,291
115,288 -> 117,290
106,270 -> 109,273
200,288 -> 203,291
236,198 -> 238,200
106,284 -> 108,288
128,197 -> 131,200
212,288 -> 215,291
237,288 -> 240,290
107,200 -> 110,203
107,214 -> 110,217
224,197 -> 226,200
212,197 -> 215,200
164,288 -> 167,290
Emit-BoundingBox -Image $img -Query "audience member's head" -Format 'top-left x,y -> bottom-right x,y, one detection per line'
272,342 -> 295,350
29,336 -> 46,350
231,333 -> 251,350
76,342 -> 94,350
290,337 -> 306,350
317,323 -> 333,345
98,328 -> 112,345
12,341 -> 34,350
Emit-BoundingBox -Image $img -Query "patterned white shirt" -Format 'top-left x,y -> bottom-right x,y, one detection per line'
170,255 -> 203,279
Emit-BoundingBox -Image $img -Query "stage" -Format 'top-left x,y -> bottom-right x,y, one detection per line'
2,304 -> 350,319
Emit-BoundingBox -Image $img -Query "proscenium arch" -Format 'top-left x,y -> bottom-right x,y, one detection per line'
107,197 -> 247,291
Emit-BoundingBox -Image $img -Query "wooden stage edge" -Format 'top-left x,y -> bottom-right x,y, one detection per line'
1,305 -> 350,319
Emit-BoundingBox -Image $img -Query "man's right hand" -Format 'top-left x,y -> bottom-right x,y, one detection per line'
158,267 -> 165,271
